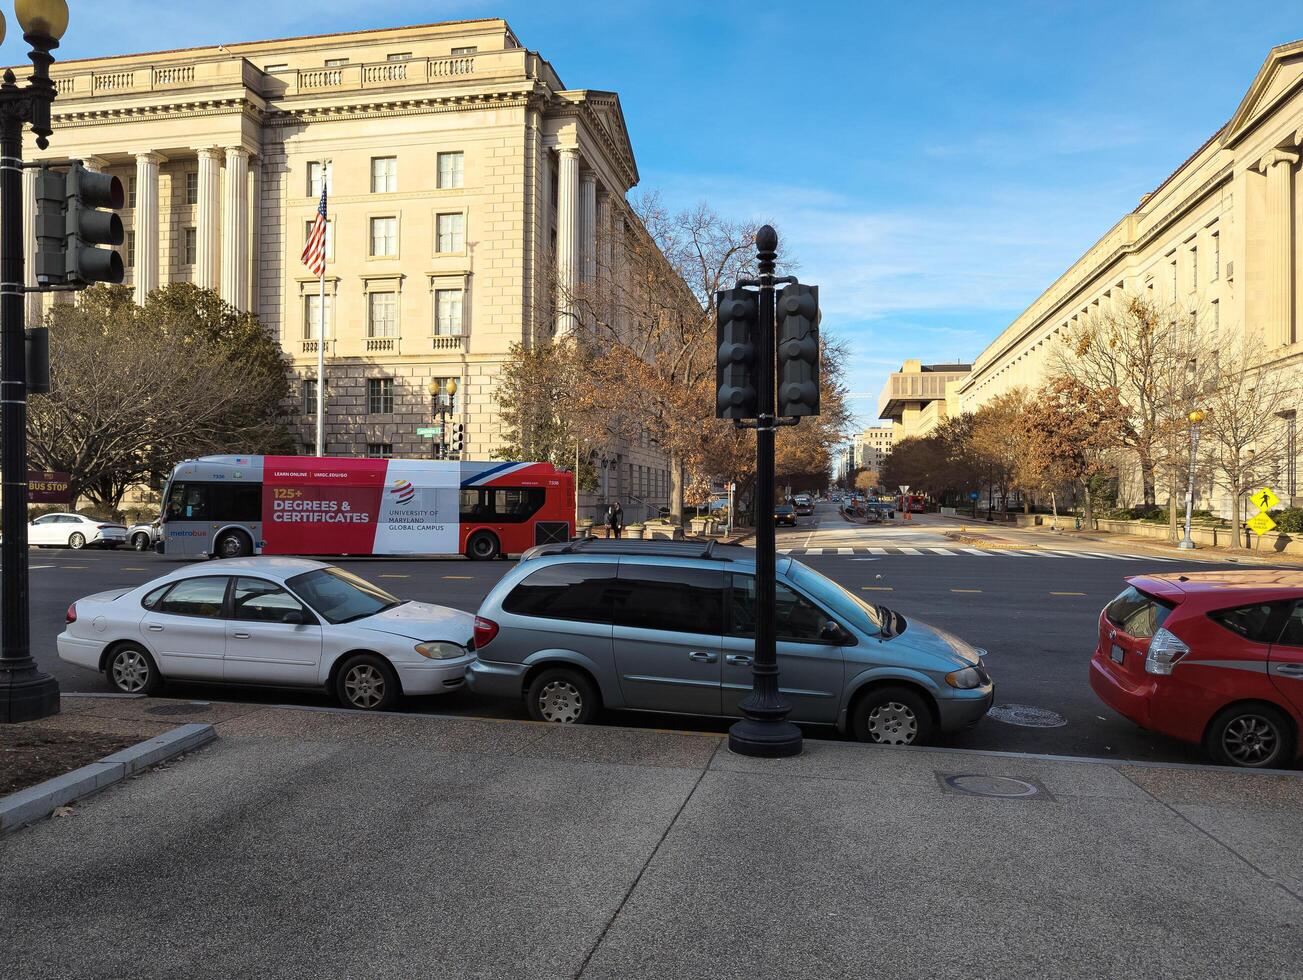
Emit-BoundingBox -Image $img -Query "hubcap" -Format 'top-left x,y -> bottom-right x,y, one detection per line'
69,534 -> 84,549
866,701 -> 918,745
112,650 -> 149,693
344,664 -> 386,708
220,536 -> 242,557
135,535 -> 148,551
538,680 -> 582,723
473,538 -> 493,558
1223,715 -> 1279,765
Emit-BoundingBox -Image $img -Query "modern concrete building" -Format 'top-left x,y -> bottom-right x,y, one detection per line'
25,18 -> 672,515
877,360 -> 970,440
858,426 -> 894,476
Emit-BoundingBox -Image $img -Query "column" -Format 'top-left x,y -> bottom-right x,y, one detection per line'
579,171 -> 597,286
21,168 -> 39,326
1262,147 -> 1299,348
221,146 -> 249,309
596,189 -> 613,329
133,152 -> 164,306
195,147 -> 222,290
554,146 -> 580,335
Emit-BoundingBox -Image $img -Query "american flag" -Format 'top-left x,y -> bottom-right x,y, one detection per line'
301,185 -> 328,277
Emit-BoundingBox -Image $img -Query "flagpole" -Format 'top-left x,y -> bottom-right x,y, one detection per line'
315,189 -> 326,457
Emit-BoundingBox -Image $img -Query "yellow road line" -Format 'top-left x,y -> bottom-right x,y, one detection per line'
444,575 -> 475,580
861,586 -> 893,591
123,566 -> 148,571
378,574 -> 409,579
61,565 -> 88,570
1051,591 -> 1088,596
951,588 -> 982,593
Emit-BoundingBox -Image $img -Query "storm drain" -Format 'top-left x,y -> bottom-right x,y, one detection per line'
987,703 -> 1067,728
145,702 -> 213,717
936,772 -> 1052,801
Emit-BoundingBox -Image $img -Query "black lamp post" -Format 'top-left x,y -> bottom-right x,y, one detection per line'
0,0 -> 69,723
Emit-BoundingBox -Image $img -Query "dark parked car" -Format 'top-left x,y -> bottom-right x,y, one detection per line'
774,504 -> 798,526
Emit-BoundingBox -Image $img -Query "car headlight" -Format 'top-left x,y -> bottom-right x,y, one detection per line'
945,667 -> 982,690
414,641 -> 466,660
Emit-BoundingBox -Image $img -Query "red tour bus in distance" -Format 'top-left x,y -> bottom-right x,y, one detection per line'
159,455 -> 574,561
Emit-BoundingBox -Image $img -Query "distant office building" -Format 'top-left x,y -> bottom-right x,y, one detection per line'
877,360 -> 971,440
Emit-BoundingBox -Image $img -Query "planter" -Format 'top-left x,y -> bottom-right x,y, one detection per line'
624,524 -> 646,539
647,524 -> 683,540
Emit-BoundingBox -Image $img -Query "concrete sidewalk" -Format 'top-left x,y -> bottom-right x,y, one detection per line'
3,696 -> 1302,979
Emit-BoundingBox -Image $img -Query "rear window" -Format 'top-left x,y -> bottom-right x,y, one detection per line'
502,562 -> 617,623
1104,586 -> 1173,638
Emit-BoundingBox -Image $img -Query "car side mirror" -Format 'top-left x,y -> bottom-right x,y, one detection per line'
281,609 -> 305,625
820,621 -> 849,644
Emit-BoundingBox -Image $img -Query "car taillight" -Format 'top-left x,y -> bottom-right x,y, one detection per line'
1145,627 -> 1190,675
473,616 -> 499,649
65,603 -> 77,624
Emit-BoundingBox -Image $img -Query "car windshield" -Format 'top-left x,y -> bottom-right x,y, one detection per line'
286,567 -> 402,624
787,561 -> 887,636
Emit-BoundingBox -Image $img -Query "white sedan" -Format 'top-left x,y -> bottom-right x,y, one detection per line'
58,557 -> 476,710
29,512 -> 127,549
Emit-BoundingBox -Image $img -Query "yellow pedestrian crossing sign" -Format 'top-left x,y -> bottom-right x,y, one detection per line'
1251,487 -> 1280,512
1246,511 -> 1277,537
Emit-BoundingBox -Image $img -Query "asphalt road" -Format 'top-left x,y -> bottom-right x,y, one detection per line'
21,502 -> 1285,766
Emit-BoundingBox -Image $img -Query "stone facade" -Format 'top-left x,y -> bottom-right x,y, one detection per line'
26,17 -> 671,518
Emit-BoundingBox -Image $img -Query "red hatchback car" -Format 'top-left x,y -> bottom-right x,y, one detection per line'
1091,571 -> 1303,768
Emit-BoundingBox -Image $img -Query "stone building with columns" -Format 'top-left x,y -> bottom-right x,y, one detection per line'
22,17 -> 673,518
948,38 -> 1303,507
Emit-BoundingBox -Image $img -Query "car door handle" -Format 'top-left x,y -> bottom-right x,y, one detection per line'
232,632 -> 251,639
687,651 -> 718,663
147,624 -> 164,632
1276,663 -> 1303,676
725,654 -> 752,667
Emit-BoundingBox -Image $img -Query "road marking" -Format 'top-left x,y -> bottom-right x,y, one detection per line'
1085,552 -> 1135,561
928,547 -> 957,555
805,548 -> 823,556
957,548 -> 991,556
378,574 -> 409,579
61,565 -> 88,570
1050,591 -> 1088,596
897,547 -> 923,555
122,566 -> 148,571
443,575 -> 474,580
861,586 -> 893,591
1048,550 -> 1102,559
836,547 -> 853,555
29,564 -> 53,569
869,547 -> 888,555
802,528 -> 817,548
951,588 -> 982,593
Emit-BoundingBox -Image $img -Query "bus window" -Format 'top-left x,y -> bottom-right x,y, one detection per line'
459,487 -> 544,524
164,481 -> 262,523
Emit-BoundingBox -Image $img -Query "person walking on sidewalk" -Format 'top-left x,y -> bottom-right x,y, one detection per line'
606,501 -> 624,539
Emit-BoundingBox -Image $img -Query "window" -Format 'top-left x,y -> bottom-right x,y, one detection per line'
1169,258 -> 1177,297
1104,586 -> 1173,639
1212,231 -> 1220,280
185,171 -> 198,206
307,161 -> 331,198
451,46 -> 477,55
430,376 -> 458,412
366,443 -> 394,458
368,291 -> 398,337
233,578 -> 309,624
371,156 -> 397,194
126,232 -> 136,268
285,567 -> 399,625
1211,603 -> 1285,643
163,482 -> 261,523
324,58 -> 349,67
459,488 -> 544,524
1287,411 -> 1299,497
437,151 -> 464,189
265,63 -> 289,73
305,219 -> 335,261
302,379 -> 318,415
141,585 -> 170,611
157,577 -> 229,618
1190,245 -> 1198,291
610,564 -> 724,634
436,212 -> 464,252
386,52 -> 412,62
303,294 -> 333,339
1212,299 -> 1219,332
128,176 -> 137,209
435,288 -> 463,335
367,378 -> 394,414
183,227 -> 197,265
1279,601 -> 1303,646
502,562 -> 619,622
728,574 -> 836,643
370,216 -> 398,257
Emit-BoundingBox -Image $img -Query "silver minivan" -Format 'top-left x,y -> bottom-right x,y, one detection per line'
467,541 -> 993,745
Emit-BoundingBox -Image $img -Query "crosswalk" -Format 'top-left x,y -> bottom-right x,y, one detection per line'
779,546 -> 1219,563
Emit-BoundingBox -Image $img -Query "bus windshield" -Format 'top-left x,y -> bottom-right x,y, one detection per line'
287,567 -> 403,624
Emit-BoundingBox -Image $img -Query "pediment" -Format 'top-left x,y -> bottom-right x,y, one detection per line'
1224,41 -> 1303,147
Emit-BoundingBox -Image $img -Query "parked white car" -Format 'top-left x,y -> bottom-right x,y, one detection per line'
29,512 -> 127,550
58,557 -> 476,710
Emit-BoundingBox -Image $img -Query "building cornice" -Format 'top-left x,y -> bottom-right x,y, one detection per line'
265,89 -> 536,126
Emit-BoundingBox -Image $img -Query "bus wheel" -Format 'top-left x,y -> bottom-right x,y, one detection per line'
214,530 -> 252,559
466,531 -> 500,561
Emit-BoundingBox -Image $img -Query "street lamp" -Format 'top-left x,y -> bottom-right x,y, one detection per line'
1178,408 -> 1205,550
0,0 -> 69,724
428,378 -> 457,458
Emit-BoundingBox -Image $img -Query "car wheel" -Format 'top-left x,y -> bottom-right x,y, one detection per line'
132,532 -> 150,551
213,530 -> 252,559
105,643 -> 162,696
526,667 -> 599,725
68,532 -> 85,550
1205,703 -> 1296,768
466,531 -> 500,561
335,654 -> 400,711
850,686 -> 935,746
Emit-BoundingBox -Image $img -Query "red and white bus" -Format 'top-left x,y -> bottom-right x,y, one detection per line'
159,455 -> 574,560
897,494 -> 926,514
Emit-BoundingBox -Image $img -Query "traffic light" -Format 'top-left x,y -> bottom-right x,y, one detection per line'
451,423 -> 465,457
715,287 -> 758,419
34,162 -> 125,289
776,283 -> 820,417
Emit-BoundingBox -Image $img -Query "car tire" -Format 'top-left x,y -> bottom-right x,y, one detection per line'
132,532 -> 151,552
466,531 -> 500,561
68,532 -> 85,550
335,654 -> 400,711
105,643 -> 162,696
850,686 -> 935,746
213,529 -> 253,559
1205,702 -> 1296,768
525,667 -> 600,725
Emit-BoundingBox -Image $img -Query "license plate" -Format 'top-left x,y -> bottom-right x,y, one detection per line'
1110,643 -> 1125,665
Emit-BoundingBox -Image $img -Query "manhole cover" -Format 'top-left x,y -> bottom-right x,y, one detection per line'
145,702 -> 212,717
987,703 -> 1067,728
938,773 -> 1051,800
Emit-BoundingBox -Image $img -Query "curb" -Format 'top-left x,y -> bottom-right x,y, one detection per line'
0,722 -> 215,835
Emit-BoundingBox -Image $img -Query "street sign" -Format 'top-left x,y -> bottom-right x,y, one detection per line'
899,485 -> 910,495
1247,511 -> 1277,536
27,470 -> 70,504
416,426 -> 441,437
1251,487 -> 1280,512
968,490 -> 980,501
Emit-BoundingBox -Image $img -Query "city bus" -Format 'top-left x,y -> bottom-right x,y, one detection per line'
158,455 -> 574,561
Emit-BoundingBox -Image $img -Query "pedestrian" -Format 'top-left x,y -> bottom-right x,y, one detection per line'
606,500 -> 623,539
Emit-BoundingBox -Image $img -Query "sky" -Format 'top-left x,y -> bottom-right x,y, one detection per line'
16,0 -> 1303,429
